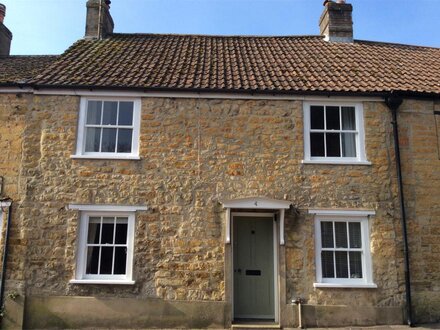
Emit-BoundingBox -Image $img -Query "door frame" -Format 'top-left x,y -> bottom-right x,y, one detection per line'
231,212 -> 279,323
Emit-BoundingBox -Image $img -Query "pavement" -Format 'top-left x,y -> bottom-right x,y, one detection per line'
66,325 -> 440,329
309,324 -> 440,330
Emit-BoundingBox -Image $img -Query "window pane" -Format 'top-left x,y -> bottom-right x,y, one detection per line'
115,222 -> 128,244
342,133 -> 356,157
335,222 -> 348,248
310,106 -> 324,129
101,128 -> 117,152
114,247 -> 127,275
100,247 -> 113,275
321,251 -> 334,278
117,129 -> 133,153
311,133 -> 325,157
335,251 -> 349,278
321,222 -> 334,248
86,101 -> 102,125
101,219 -> 114,244
326,133 -> 341,157
349,252 -> 363,279
87,218 -> 101,244
326,106 -> 340,130
102,102 -> 118,125
119,102 -> 134,125
85,128 -> 101,152
86,246 -> 100,274
349,222 -> 362,248
341,107 -> 356,130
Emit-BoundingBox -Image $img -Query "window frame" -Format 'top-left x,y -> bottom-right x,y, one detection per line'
71,210 -> 135,285
303,101 -> 370,165
0,201 -> 11,246
311,210 -> 376,288
72,97 -> 142,160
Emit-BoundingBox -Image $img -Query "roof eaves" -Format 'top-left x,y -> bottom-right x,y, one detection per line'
30,84 -> 440,100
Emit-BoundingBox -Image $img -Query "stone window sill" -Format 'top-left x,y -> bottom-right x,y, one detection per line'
69,279 -> 135,285
70,154 -> 141,160
302,160 -> 372,165
313,282 -> 377,289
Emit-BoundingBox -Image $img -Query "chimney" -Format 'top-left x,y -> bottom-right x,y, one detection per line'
0,3 -> 12,56
85,0 -> 114,39
319,0 -> 353,43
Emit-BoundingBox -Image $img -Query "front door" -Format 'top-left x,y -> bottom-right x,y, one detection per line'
233,216 -> 275,320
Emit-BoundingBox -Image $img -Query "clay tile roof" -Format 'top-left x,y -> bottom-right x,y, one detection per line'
0,55 -> 59,86
31,34 -> 440,96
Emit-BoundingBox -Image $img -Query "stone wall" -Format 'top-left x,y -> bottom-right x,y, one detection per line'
0,92 -> 30,288
0,92 -> 32,328
398,100 -> 440,323
0,93 -> 28,202
0,94 -> 438,327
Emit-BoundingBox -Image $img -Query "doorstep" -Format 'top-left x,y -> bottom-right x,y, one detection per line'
232,323 -> 281,329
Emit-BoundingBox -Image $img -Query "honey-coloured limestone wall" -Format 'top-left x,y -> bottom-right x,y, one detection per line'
0,93 -> 438,328
0,92 -> 33,329
397,100 -> 440,323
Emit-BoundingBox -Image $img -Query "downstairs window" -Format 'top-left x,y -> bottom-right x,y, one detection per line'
72,210 -> 135,284
311,210 -> 376,288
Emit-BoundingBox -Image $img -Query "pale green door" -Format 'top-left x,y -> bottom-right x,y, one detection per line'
233,216 -> 275,320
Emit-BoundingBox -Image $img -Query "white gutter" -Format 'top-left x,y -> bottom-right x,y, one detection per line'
31,88 -> 383,102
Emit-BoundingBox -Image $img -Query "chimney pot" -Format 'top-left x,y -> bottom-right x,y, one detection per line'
0,4 -> 5,24
319,0 -> 353,43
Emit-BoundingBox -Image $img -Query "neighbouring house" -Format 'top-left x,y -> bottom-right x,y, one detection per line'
0,0 -> 439,328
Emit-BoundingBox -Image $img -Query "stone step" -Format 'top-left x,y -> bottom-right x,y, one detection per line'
232,324 -> 281,329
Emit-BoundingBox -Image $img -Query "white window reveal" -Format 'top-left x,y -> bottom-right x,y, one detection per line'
69,207 -> 140,285
310,209 -> 376,288
0,201 -> 12,246
303,102 -> 369,164
72,98 -> 141,160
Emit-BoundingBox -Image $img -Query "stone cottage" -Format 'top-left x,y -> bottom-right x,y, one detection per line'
0,0 -> 439,328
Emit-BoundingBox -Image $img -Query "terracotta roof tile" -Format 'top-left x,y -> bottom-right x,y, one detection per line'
0,55 -> 58,86
30,34 -> 440,96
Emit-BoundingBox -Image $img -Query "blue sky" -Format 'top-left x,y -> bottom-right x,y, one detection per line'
2,0 -> 439,55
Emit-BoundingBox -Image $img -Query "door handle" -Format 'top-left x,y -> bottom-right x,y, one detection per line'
234,268 -> 242,274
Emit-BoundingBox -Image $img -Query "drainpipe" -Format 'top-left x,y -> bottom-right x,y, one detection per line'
385,94 -> 413,327
0,199 -> 12,311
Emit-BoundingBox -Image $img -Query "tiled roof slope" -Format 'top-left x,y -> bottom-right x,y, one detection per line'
32,34 -> 440,96
0,55 -> 59,86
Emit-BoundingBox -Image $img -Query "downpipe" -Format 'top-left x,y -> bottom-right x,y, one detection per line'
0,199 -> 12,312
385,95 -> 414,327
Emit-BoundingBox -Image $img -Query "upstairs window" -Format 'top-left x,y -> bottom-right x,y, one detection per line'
303,102 -> 369,164
73,98 -> 141,159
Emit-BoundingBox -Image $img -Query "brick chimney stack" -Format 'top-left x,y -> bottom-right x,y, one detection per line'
85,0 -> 114,39
319,0 -> 353,43
0,3 -> 12,56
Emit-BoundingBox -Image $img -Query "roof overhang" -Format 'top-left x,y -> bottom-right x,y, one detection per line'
27,86 -> 440,101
